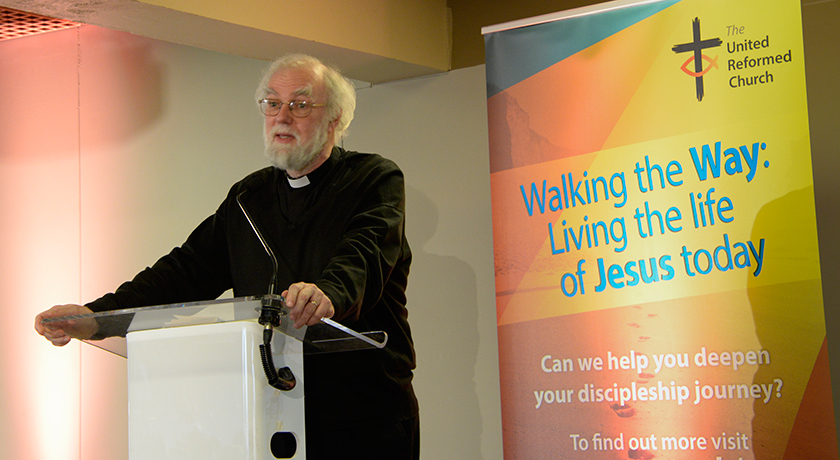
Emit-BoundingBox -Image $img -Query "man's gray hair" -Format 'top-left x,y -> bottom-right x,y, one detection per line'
256,54 -> 356,141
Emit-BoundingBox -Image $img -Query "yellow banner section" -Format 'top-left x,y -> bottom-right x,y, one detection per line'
494,110 -> 818,326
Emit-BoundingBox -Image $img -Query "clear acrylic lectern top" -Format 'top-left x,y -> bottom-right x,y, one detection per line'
40,294 -> 387,358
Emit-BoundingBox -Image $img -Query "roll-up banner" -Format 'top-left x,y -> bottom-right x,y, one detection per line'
483,0 -> 837,458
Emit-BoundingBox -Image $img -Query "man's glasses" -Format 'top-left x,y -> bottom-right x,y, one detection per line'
258,98 -> 326,118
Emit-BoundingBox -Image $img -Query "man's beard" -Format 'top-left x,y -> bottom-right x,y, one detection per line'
263,120 -> 330,173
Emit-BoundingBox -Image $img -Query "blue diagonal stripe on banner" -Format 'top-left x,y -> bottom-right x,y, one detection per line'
484,0 -> 681,97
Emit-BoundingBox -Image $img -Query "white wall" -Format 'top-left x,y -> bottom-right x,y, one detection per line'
346,67 -> 502,459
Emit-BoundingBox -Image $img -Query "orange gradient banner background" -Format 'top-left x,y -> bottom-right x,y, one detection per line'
484,0 -> 838,458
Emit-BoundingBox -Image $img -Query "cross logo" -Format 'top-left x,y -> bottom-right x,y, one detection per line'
673,18 -> 723,101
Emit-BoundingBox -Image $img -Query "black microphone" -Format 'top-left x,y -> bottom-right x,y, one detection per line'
236,176 -> 296,392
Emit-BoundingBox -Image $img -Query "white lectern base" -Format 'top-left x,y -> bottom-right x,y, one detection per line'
126,320 -> 305,459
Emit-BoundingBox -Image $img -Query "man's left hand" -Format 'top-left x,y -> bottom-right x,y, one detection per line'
283,282 -> 335,328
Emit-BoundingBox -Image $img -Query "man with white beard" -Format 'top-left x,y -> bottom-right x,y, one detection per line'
35,54 -> 419,459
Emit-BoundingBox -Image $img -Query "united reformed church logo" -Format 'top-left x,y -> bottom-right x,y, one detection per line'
672,18 -> 722,102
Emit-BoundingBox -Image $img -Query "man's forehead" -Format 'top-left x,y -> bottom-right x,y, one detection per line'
267,68 -> 324,97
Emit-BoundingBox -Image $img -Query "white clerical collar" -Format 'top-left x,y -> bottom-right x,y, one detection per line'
286,174 -> 311,188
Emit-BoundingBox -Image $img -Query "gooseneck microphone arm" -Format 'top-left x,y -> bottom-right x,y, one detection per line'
237,189 -> 296,391
236,191 -> 279,296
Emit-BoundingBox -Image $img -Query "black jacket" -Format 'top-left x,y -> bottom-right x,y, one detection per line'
87,147 -> 417,430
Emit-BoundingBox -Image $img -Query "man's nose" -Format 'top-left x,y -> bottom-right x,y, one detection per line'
273,103 -> 294,123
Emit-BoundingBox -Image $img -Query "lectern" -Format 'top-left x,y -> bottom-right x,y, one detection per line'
42,295 -> 387,460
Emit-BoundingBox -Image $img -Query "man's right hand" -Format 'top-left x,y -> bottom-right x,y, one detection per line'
34,304 -> 98,346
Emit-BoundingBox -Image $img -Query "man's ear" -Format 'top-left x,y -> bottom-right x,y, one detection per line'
328,111 -> 342,133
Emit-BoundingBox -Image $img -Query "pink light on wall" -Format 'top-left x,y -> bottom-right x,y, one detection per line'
1,14 -> 266,458
0,26 -> 83,459
0,22 -> 157,458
